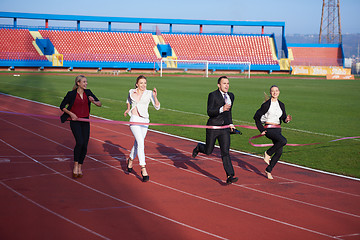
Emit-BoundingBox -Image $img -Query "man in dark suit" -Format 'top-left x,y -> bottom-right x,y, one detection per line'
192,76 -> 238,184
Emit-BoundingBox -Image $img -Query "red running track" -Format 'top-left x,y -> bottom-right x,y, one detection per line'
0,93 -> 359,240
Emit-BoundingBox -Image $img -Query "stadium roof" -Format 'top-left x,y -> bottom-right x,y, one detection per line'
0,11 -> 285,27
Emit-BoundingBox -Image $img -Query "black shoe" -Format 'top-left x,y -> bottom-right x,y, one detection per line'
192,143 -> 200,158
142,174 -> 149,182
141,167 -> 149,182
127,157 -> 133,173
226,176 -> 238,185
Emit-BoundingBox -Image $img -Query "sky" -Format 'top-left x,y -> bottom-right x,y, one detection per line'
0,0 -> 359,35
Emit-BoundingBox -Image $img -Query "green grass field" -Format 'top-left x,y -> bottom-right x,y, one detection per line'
1,73 -> 359,178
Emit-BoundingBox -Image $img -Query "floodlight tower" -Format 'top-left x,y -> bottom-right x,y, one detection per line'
319,0 -> 342,43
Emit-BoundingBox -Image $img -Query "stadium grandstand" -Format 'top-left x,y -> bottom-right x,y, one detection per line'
288,43 -> 343,66
0,12 -> 350,77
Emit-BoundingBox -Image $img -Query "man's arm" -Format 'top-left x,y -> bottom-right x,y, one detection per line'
207,92 -> 221,117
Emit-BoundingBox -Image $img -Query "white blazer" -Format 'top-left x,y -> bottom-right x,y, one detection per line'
126,89 -> 160,119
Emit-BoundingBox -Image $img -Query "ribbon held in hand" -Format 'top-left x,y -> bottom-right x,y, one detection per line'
249,133 -> 360,147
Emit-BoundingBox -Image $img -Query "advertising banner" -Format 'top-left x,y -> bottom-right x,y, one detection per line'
326,74 -> 355,80
292,66 -> 351,76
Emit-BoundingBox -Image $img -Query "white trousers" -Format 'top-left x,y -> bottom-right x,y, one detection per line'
129,115 -> 149,166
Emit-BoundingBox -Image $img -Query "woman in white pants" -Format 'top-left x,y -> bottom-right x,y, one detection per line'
124,75 -> 160,182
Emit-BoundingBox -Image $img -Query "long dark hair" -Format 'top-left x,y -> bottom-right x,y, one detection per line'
135,75 -> 147,88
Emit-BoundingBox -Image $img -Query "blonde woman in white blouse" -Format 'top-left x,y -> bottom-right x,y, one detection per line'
124,75 -> 160,182
253,85 -> 292,180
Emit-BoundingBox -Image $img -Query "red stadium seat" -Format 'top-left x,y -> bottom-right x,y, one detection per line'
290,46 -> 342,66
38,30 -> 160,62
161,33 -> 277,65
0,28 -> 47,61
1,29 -> 280,65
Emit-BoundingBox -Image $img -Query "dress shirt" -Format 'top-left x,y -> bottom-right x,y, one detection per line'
219,90 -> 232,113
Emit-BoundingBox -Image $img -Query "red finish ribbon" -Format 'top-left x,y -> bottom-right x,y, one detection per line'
1,110 -> 359,146
249,133 -> 360,147
0,110 -> 234,129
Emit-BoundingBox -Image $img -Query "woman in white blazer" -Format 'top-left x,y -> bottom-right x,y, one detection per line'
124,75 -> 160,182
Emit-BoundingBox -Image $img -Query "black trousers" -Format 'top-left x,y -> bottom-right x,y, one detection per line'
70,121 -> 90,164
198,128 -> 235,177
265,128 -> 287,173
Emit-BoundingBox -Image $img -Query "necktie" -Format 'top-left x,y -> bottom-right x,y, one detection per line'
223,93 -> 227,103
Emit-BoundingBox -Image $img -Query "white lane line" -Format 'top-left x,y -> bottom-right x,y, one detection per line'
2,95 -> 360,206
336,233 -> 360,238
1,92 -> 359,140
0,158 -> 11,163
0,122 -> 342,240
2,120 -> 352,238
94,124 -> 360,218
2,110 -> 360,221
53,157 -> 70,162
2,92 -> 360,183
101,96 -> 360,140
1,166 -> 111,182
0,139 -> 110,239
101,123 -> 360,197
0,136 -> 228,239
150,128 -> 360,182
0,180 -> 111,240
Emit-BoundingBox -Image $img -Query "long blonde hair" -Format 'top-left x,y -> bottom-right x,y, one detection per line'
263,91 -> 270,102
72,75 -> 86,90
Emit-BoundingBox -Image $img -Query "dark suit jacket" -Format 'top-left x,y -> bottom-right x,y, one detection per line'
59,89 -> 99,123
253,99 -> 287,133
207,89 -> 234,127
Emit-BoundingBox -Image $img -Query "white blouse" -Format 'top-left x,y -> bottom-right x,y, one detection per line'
126,89 -> 160,118
260,100 -> 282,124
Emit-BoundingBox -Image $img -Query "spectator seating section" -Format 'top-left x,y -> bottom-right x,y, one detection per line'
39,30 -> 159,63
162,34 -> 278,65
0,28 -> 47,61
0,29 -> 279,66
289,46 -> 342,66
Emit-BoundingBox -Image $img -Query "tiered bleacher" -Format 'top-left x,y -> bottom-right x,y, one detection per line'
39,30 -> 159,63
0,28 -> 47,61
0,28 -> 280,70
162,34 -> 278,65
289,45 -> 343,66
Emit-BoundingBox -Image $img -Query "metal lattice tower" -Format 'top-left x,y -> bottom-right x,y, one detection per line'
319,0 -> 342,43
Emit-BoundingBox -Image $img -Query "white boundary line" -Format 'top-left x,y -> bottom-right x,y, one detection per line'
0,180 -> 110,240
0,125 -> 228,239
2,91 -> 358,139
0,92 -> 359,182
150,132 -> 360,197
91,124 -> 360,218
100,96 -> 360,140
0,120 -> 344,239
336,233 -> 360,238
0,136 -> 228,240
99,125 -> 360,197
18,106 -> 360,199
10,111 -> 359,219
148,128 -> 360,182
